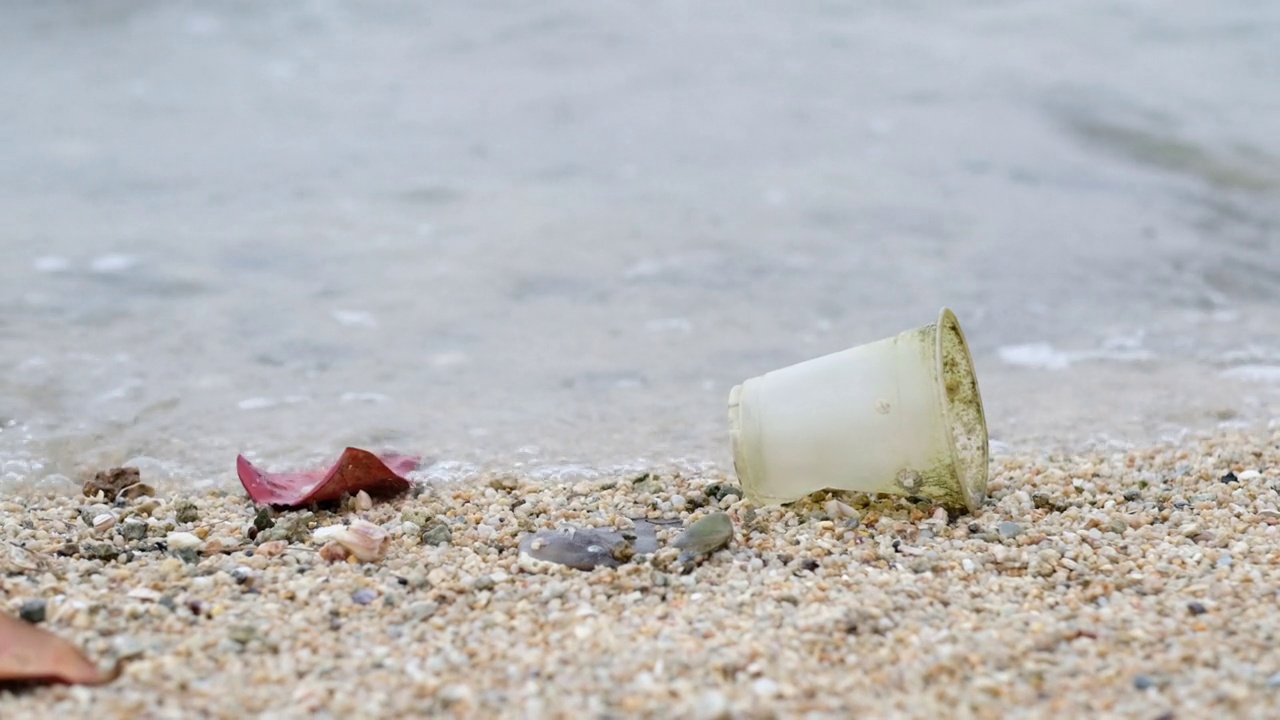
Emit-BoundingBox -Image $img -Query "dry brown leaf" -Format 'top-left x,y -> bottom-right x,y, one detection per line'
236,448 -> 418,508
0,613 -> 119,686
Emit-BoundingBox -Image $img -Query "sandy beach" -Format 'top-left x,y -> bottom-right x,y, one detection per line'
3,1 -> 1279,717
2,424 -> 1278,718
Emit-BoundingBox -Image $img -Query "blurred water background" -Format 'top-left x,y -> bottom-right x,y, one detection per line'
2,1 -> 1278,491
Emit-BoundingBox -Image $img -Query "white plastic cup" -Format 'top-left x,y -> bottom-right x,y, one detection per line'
728,308 -> 988,512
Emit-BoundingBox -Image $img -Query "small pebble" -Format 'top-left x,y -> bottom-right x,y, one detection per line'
253,507 -> 275,532
114,636 -> 147,660
439,683 -> 472,707
174,499 -> 200,523
1133,674 -> 1157,690
751,678 -> 780,698
82,542 -> 121,561
166,531 -> 204,552
18,598 -> 47,624
997,521 -> 1024,539
674,512 -> 734,564
693,690 -> 731,720
352,588 -> 379,605
702,483 -> 742,504
121,519 -> 148,541
231,566 -> 255,586
79,505 -> 110,527
1187,601 -> 1207,616
422,523 -> 452,546
227,625 -> 258,645
406,601 -> 439,621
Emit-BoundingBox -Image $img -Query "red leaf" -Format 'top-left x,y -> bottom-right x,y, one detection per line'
236,447 -> 419,508
0,613 -> 120,686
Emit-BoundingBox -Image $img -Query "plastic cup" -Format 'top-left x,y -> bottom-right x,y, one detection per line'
727,308 -> 988,513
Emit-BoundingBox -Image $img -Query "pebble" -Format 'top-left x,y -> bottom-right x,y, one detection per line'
673,512 -> 734,564
82,542 -> 121,561
253,507 -> 275,532
18,598 -> 47,623
1187,601 -> 1207,616
693,690 -> 731,719
406,601 -> 439,621
438,683 -> 472,707
422,523 -> 452,546
174,499 -> 200,523
258,511 -> 315,543
351,588 -> 378,605
166,531 -> 204,552
702,483 -> 742,504
752,678 -> 780,698
228,625 -> 258,645
121,519 -> 149,541
114,636 -> 147,660
79,504 -> 110,527
997,521 -> 1024,539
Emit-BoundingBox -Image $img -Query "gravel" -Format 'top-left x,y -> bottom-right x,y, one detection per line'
1,426 -> 1280,717
18,598 -> 47,624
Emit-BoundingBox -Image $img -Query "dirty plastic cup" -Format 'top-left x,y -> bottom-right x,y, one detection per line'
728,308 -> 988,513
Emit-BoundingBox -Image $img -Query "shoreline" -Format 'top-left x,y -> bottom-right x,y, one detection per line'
1,426 -> 1278,718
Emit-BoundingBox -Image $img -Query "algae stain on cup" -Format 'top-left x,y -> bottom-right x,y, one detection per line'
728,308 -> 989,513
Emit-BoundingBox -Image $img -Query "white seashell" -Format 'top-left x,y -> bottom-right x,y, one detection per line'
313,519 -> 390,562
318,541 -> 351,563
255,539 -> 288,558
354,490 -> 373,511
823,499 -> 858,519
92,513 -> 117,535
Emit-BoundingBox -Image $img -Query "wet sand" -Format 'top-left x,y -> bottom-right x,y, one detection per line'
3,424 -> 1280,718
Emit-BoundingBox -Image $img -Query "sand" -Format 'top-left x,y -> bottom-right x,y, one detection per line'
3,425 -> 1280,719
